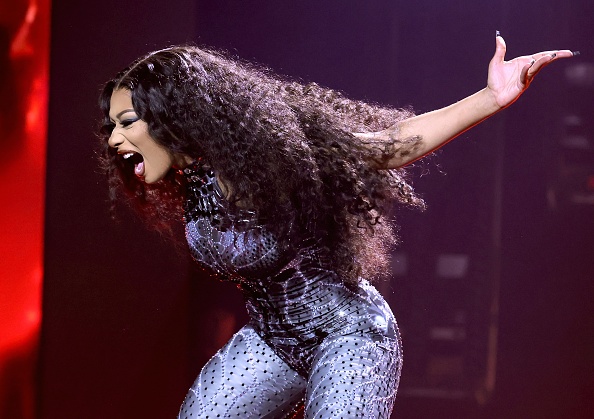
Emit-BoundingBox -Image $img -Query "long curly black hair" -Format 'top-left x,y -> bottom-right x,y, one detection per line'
99,45 -> 425,288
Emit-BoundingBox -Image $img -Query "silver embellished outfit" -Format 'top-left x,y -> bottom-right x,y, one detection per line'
178,163 -> 402,419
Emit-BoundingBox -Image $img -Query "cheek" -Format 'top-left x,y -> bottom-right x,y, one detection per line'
158,152 -> 174,169
138,134 -> 169,164
148,147 -> 174,170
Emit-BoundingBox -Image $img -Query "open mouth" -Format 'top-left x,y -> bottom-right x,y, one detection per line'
121,151 -> 145,177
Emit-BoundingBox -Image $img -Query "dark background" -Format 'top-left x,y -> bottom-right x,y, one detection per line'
39,1 -> 594,418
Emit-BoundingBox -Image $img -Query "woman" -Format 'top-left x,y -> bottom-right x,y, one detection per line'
99,33 -> 574,418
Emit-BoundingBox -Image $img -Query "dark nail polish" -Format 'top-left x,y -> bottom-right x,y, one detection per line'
572,51 -> 581,56
496,30 -> 501,37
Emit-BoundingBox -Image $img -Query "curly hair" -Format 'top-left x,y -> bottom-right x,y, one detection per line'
99,45 -> 425,288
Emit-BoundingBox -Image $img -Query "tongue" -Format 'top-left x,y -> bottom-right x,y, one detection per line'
134,161 -> 145,177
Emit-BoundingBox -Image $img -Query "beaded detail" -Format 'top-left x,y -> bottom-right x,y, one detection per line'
180,161 -> 403,418
183,162 -> 291,280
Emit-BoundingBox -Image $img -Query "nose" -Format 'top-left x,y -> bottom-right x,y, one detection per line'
107,129 -> 124,149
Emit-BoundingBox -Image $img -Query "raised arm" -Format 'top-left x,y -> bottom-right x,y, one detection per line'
356,33 -> 576,169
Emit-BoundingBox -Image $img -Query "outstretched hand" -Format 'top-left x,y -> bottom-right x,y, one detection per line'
487,33 -> 576,109
358,33 -> 578,169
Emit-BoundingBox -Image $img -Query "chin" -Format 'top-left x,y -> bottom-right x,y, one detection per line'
143,172 -> 167,184
143,176 -> 158,184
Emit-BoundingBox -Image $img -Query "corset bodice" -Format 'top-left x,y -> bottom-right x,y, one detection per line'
183,162 -> 399,376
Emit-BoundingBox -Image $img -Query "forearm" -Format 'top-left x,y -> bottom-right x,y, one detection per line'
356,35 -> 574,169
385,87 -> 502,168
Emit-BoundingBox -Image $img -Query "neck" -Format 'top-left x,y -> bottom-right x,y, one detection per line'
173,153 -> 197,169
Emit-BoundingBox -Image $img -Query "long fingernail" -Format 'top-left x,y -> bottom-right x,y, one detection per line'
572,51 -> 581,56
496,30 -> 502,37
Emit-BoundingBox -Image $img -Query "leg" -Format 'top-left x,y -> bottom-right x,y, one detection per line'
304,335 -> 402,419
178,325 -> 306,419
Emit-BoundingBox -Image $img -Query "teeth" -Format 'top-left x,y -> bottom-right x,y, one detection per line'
122,152 -> 134,159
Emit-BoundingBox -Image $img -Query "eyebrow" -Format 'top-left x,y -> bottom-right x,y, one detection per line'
110,108 -> 136,121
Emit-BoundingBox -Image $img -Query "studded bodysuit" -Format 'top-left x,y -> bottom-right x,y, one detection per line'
178,162 -> 402,419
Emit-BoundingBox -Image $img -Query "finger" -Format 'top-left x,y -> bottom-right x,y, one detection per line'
531,49 -> 574,61
523,53 -> 559,84
493,31 -> 507,63
528,54 -> 557,78
520,61 -> 533,85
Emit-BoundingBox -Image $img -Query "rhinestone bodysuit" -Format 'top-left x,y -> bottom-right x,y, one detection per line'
178,162 -> 402,419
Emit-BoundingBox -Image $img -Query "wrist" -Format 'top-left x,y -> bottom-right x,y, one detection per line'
480,87 -> 505,114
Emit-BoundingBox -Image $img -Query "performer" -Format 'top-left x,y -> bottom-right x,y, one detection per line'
99,33 -> 574,418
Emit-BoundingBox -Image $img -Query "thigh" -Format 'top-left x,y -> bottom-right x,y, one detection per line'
178,325 -> 306,419
304,335 -> 402,419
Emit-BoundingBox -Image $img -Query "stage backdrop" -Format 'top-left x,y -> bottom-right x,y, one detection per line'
40,1 -> 594,419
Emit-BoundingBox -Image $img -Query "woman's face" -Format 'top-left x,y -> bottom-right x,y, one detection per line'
108,89 -> 178,184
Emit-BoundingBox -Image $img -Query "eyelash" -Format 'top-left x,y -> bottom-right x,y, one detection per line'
120,118 -> 138,128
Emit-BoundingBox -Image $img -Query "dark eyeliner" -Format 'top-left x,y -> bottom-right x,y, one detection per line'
120,117 -> 139,127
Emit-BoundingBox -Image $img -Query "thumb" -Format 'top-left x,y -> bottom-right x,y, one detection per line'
492,31 -> 507,63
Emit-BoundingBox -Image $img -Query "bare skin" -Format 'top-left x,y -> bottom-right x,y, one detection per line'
354,35 -> 576,169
